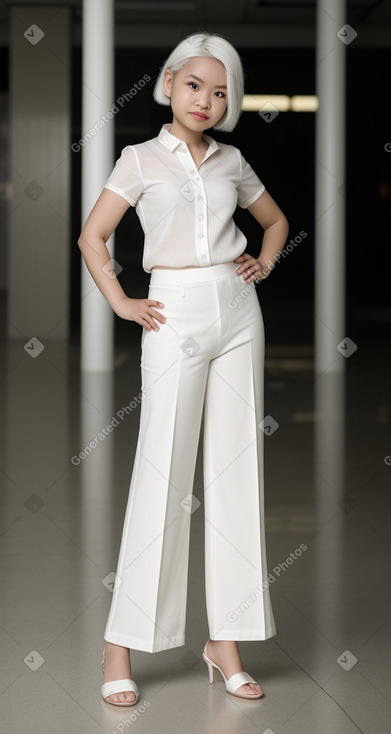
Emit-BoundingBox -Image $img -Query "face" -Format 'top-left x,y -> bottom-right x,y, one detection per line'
163,56 -> 228,131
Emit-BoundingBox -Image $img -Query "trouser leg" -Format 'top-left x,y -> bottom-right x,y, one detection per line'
203,282 -> 277,641
104,284 -> 214,652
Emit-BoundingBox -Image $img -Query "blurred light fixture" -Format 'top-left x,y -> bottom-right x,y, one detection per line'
242,95 -> 318,112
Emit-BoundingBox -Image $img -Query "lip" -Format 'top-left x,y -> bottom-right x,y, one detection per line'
190,112 -> 209,120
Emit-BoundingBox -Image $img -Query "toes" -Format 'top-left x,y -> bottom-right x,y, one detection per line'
238,683 -> 262,696
107,693 -> 123,703
107,694 -> 120,703
107,691 -> 135,704
248,683 -> 263,695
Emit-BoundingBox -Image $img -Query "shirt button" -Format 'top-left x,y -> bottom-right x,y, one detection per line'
201,254 -> 207,260
198,214 -> 204,220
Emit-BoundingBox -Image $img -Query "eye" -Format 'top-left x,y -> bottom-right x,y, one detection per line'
187,82 -> 226,99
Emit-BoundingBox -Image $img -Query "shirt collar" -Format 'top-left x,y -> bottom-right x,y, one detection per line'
157,122 -> 219,158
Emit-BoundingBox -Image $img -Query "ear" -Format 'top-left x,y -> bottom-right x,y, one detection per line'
163,68 -> 173,98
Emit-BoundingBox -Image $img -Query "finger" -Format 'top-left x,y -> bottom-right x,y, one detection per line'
246,268 -> 260,282
145,319 -> 159,331
149,307 -> 166,323
236,261 -> 252,274
145,310 -> 166,329
242,265 -> 254,277
147,299 -> 164,308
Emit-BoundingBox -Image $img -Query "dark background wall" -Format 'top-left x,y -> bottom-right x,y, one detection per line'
2,44 -> 390,345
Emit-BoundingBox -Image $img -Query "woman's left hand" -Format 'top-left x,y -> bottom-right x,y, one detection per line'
234,253 -> 269,284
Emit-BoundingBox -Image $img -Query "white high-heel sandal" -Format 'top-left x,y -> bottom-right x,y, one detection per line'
101,644 -> 139,706
202,641 -> 263,700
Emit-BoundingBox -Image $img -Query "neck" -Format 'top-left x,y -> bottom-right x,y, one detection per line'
168,118 -> 207,148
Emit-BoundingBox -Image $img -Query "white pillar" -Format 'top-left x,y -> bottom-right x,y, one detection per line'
80,0 -> 115,372
315,0 -> 347,374
314,0 -> 348,663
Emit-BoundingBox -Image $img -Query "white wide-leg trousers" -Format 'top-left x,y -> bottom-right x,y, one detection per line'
104,261 -> 277,652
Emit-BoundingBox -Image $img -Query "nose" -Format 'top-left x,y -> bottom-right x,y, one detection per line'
196,92 -> 211,110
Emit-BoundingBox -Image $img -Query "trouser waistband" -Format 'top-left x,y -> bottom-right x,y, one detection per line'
149,261 -> 239,286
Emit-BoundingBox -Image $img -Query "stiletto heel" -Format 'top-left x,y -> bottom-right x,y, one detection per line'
101,643 -> 139,706
202,640 -> 263,700
205,657 -> 224,683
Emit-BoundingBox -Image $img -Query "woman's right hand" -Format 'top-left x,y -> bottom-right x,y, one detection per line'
114,297 -> 166,331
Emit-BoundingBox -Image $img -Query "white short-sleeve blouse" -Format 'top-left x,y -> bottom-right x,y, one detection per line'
103,123 -> 265,273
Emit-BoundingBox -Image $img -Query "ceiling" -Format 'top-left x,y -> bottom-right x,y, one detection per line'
1,0 -> 391,47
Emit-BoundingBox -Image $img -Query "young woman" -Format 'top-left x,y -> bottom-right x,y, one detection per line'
78,31 -> 289,707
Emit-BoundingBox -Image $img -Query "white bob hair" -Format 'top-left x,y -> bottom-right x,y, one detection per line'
152,32 -> 245,133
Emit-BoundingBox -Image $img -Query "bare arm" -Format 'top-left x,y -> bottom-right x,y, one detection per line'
77,188 -> 131,311
77,188 -> 166,330
247,190 -> 289,277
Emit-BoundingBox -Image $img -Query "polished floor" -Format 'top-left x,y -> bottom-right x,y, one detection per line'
1,309 -> 391,733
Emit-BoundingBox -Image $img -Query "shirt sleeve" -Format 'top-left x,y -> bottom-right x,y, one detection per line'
236,149 -> 266,209
103,146 -> 144,207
